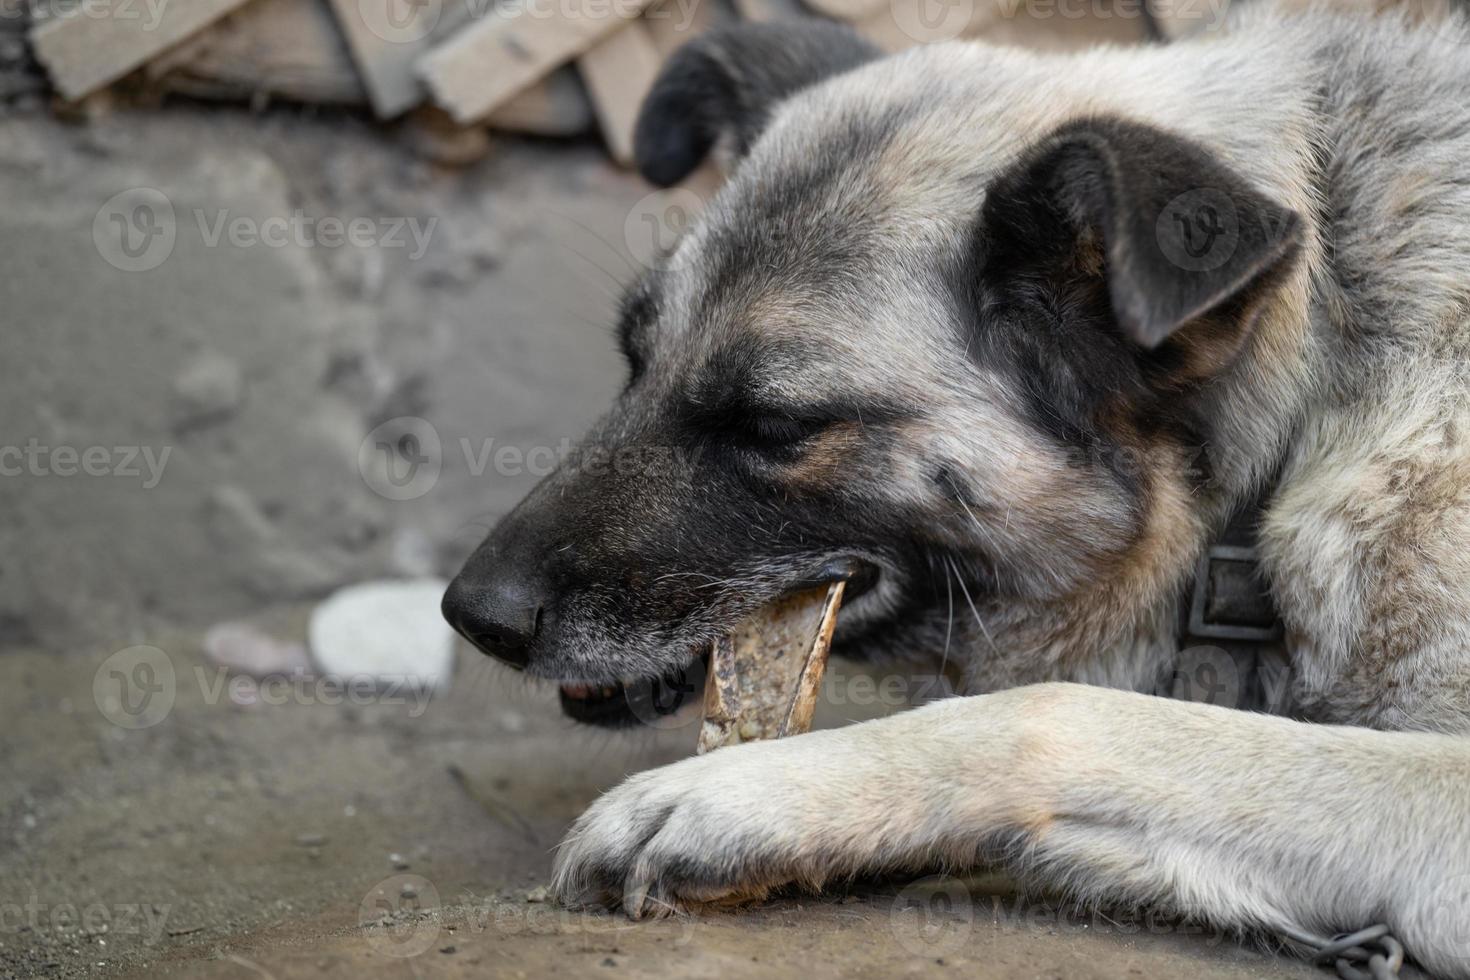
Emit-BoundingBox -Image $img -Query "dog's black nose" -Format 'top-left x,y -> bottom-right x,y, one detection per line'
441,572 -> 543,669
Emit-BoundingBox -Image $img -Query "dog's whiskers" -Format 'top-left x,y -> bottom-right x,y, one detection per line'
947,556 -> 997,654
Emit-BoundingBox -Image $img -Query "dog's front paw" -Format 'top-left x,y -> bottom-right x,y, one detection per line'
551,736 -> 840,917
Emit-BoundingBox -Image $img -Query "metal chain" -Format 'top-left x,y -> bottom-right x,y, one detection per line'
1279,924 -> 1405,980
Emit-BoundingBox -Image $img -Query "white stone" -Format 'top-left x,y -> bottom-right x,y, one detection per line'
309,579 -> 455,690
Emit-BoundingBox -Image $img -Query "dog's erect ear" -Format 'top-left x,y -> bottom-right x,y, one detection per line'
633,22 -> 880,187
982,117 -> 1303,349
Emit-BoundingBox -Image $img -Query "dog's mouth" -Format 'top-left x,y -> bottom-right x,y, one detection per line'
558,646 -> 711,728
555,556 -> 881,728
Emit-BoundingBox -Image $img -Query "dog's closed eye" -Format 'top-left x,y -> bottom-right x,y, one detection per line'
739,413 -> 831,459
681,399 -> 836,462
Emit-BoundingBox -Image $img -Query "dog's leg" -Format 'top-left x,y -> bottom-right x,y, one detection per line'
552,683 -> 1470,977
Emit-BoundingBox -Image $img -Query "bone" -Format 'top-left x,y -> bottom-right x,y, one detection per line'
697,581 -> 845,753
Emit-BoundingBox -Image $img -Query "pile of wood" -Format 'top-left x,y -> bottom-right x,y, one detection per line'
23,0 -> 1150,165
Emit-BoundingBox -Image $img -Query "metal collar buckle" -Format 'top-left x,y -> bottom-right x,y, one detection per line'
1187,544 -> 1284,644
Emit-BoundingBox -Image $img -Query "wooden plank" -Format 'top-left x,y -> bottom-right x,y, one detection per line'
486,67 -> 594,136
641,0 -> 731,56
325,0 -> 474,118
30,0 -> 255,101
144,0 -> 367,107
417,0 -> 656,125
577,21 -> 661,166
804,0 -> 887,21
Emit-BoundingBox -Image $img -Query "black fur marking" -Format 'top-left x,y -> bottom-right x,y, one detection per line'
981,116 -> 1303,348
633,22 -> 880,187
616,273 -> 661,386
956,116 -> 1305,506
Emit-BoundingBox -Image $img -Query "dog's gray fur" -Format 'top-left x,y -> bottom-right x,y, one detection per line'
445,6 -> 1470,974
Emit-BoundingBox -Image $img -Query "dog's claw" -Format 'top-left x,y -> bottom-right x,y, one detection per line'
623,879 -> 650,919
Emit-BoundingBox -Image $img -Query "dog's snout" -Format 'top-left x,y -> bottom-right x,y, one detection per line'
442,571 -> 544,669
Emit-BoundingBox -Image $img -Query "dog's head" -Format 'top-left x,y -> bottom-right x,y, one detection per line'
443,24 -> 1304,725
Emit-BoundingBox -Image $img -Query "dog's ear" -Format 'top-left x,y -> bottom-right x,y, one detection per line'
633,22 -> 880,187
981,117 -> 1303,350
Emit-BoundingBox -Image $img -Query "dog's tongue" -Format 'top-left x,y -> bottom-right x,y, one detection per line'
697,581 -> 844,754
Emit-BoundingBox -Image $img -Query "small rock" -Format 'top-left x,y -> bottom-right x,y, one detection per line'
309,579 -> 454,691
601,957 -> 617,967
439,945 -> 457,955
204,622 -> 310,678
525,886 -> 550,904
389,853 -> 410,870
172,352 -> 244,432
294,833 -> 327,847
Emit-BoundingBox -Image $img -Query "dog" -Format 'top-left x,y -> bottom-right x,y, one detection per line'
442,8 -> 1470,975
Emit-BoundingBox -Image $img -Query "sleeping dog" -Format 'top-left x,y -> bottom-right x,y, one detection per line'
442,8 -> 1470,975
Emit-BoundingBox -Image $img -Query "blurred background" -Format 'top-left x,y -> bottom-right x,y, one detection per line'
0,0 -> 1347,977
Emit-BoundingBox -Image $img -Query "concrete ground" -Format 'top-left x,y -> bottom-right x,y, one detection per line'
1,104 -> 1334,980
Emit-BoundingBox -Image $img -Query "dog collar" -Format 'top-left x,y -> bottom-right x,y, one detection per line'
1171,494 -> 1294,715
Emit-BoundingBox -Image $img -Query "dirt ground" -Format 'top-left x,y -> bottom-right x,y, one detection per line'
1,103 -> 1338,980
2,617 -> 1331,980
